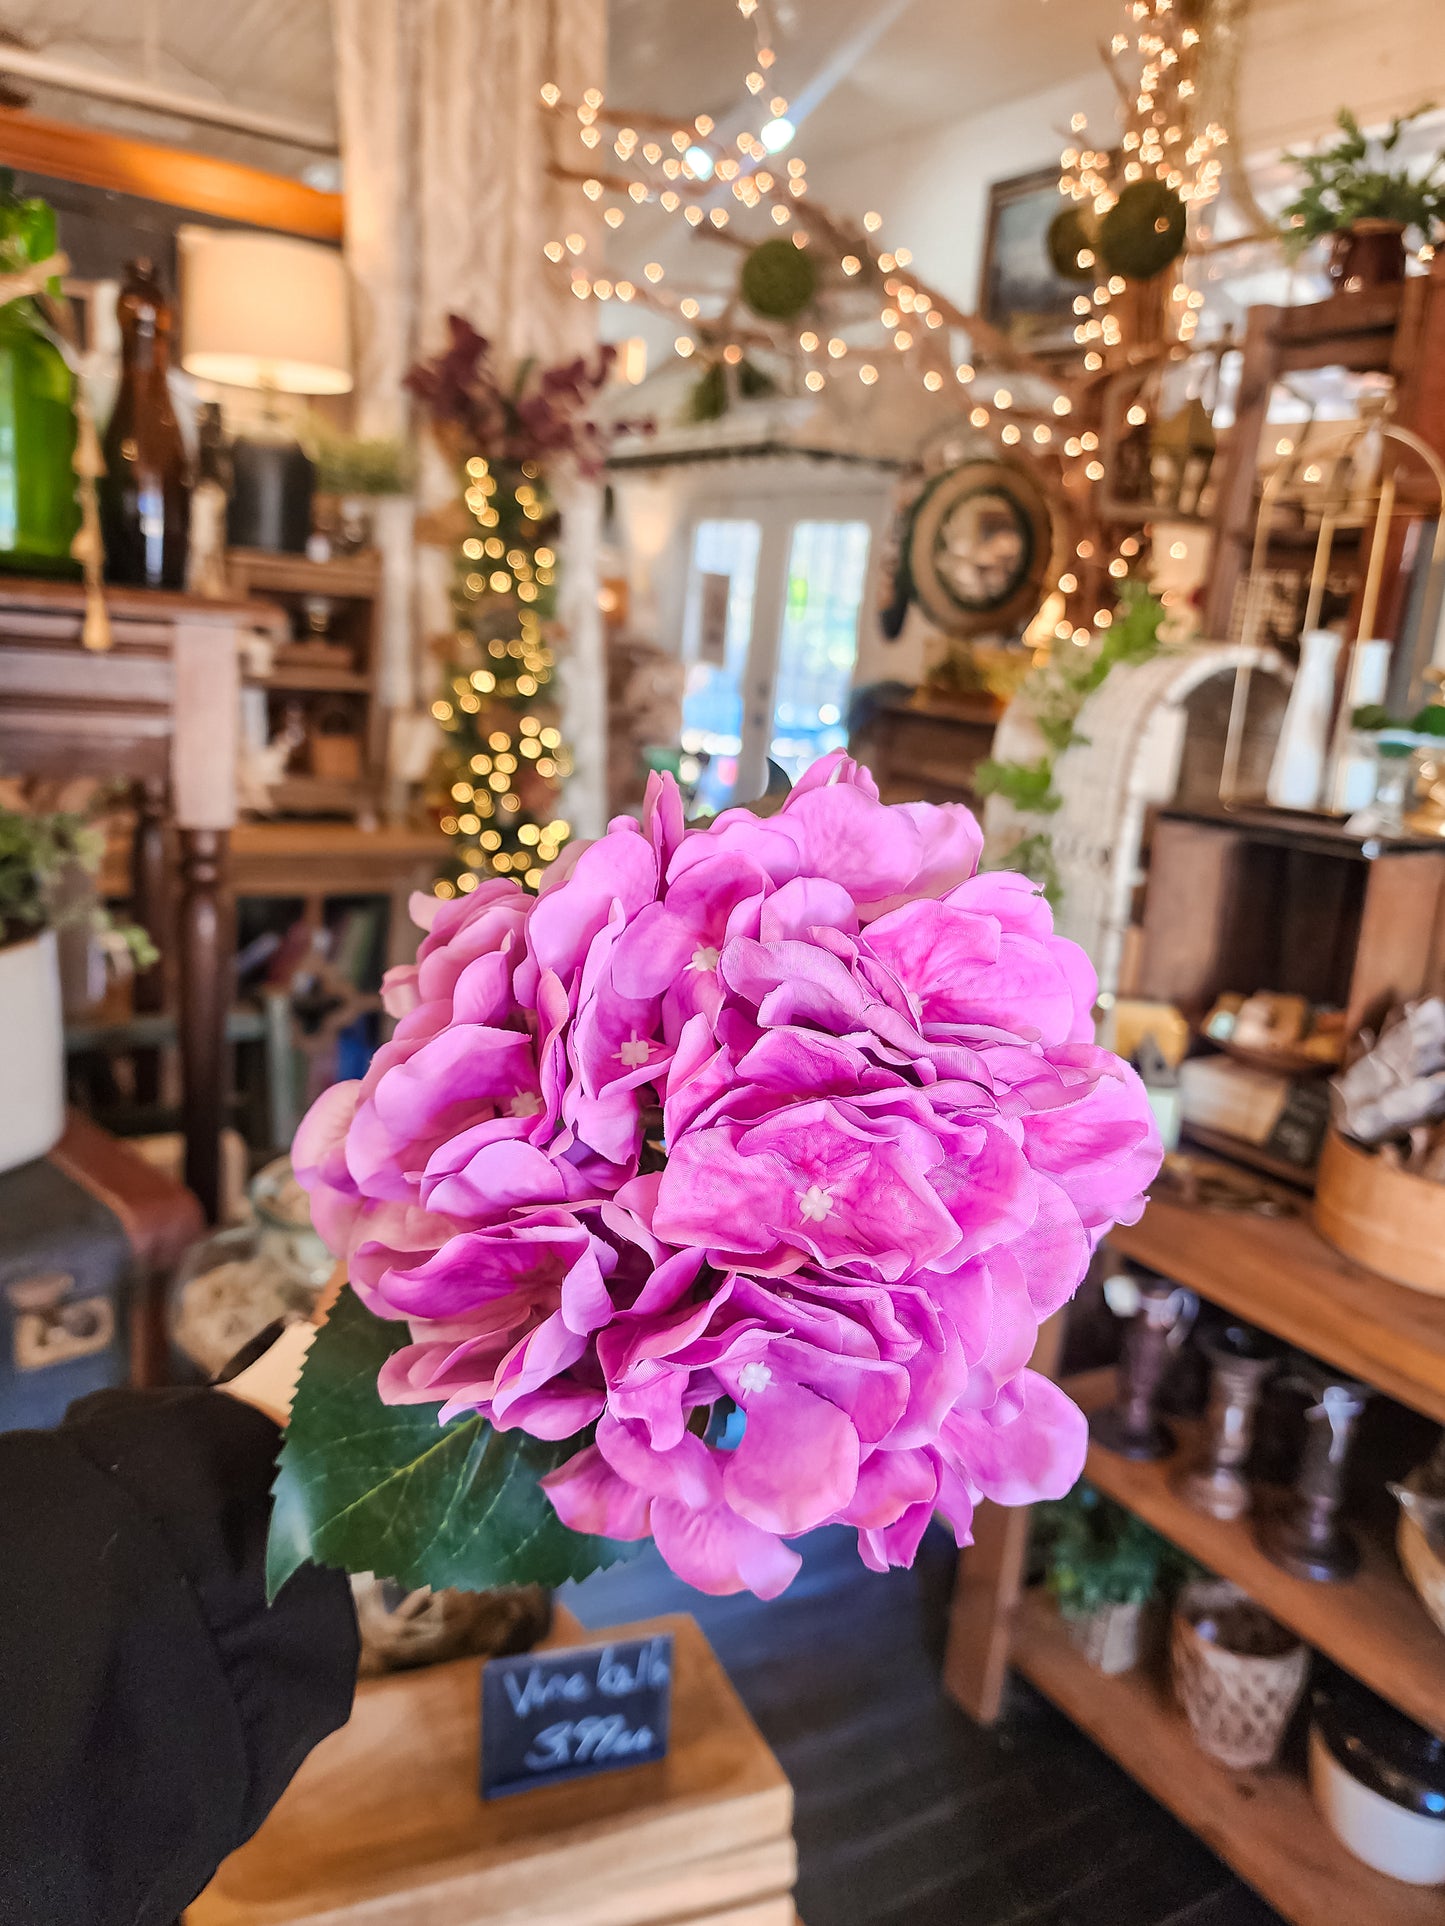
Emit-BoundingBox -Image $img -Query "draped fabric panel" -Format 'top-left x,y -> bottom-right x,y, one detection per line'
331,0 -> 607,833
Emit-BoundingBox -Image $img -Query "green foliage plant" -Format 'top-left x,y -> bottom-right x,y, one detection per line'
1280,106 -> 1445,257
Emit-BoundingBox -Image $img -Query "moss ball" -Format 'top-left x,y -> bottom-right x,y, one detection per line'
1099,180 -> 1187,281
740,238 -> 818,320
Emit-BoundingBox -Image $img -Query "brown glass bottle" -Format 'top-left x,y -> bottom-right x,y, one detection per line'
100,259 -> 191,589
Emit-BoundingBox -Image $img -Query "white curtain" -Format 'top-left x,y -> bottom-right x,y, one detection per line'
331,0 -> 608,834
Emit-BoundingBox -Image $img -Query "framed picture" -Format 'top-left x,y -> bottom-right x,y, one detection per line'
978,165 -> 1079,357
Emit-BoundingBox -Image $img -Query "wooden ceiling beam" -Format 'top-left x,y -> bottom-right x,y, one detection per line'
0,105 -> 343,243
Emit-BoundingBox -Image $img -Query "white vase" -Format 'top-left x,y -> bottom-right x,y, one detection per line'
1327,637 -> 1393,815
1267,628 -> 1341,811
0,928 -> 66,1174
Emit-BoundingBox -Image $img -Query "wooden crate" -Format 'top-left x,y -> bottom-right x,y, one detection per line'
188,1613 -> 796,1926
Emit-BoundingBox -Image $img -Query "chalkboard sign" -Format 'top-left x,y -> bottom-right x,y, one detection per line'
479,1633 -> 674,1799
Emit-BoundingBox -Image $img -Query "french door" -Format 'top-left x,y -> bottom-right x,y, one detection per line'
679,499 -> 876,812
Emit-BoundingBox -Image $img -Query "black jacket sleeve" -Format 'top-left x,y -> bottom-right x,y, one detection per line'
0,1386 -> 358,1926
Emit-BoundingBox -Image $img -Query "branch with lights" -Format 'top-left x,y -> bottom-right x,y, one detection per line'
540,0 -> 1232,647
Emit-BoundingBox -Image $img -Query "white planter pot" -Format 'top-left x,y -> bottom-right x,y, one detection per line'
1310,1727 -> 1445,1886
0,928 -> 66,1174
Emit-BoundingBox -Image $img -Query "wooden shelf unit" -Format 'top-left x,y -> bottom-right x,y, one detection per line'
945,1196 -> 1445,1924
1068,1365 -> 1445,1739
227,547 -> 386,819
1012,1590 -> 1443,1926
1110,1195 -> 1445,1426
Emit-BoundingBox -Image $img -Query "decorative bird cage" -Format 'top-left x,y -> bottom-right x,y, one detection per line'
1219,390 -> 1445,808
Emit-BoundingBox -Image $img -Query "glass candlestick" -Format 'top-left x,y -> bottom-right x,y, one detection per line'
1256,1370 -> 1370,1581
1091,1272 -> 1197,1462
1174,1323 -> 1280,1521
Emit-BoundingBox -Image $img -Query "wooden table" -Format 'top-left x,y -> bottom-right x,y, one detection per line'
0,578 -> 282,1220
189,1612 -> 798,1926
231,820 -> 449,971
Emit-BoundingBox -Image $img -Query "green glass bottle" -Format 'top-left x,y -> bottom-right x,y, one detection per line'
0,176 -> 80,575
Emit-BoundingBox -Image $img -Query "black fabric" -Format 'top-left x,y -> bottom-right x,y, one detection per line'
0,1386 -> 358,1926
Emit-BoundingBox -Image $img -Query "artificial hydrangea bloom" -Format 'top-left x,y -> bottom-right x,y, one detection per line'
293,754 -> 1160,1599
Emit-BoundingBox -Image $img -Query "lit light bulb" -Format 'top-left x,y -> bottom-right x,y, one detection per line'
761,117 -> 795,153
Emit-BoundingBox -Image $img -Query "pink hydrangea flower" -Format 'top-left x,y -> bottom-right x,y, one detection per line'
294,754 -> 1161,1599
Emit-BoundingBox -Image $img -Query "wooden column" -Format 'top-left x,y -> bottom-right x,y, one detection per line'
171,616 -> 241,1223
130,776 -> 169,1107
176,827 -> 229,1222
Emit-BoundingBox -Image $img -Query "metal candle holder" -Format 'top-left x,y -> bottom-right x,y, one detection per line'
1091,1271 -> 1197,1462
1256,1370 -> 1371,1582
1174,1323 -> 1280,1522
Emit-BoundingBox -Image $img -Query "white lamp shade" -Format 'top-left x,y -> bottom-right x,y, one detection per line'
180,229 -> 352,395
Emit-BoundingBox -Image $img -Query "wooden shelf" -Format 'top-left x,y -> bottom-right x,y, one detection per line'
262,665 -> 371,693
1068,1367 -> 1445,1739
227,548 -> 382,598
1181,1123 -> 1317,1192
1109,1195 -> 1445,1425
1012,1591 -> 1443,1926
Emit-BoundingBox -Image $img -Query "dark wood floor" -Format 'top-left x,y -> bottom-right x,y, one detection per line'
566,1524 -> 1283,1926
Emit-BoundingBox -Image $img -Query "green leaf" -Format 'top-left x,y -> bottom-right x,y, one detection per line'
974,755 -> 1061,814
266,1290 -> 641,1601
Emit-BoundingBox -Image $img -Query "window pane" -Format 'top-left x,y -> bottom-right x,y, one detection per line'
680,519 -> 761,811
769,520 -> 871,781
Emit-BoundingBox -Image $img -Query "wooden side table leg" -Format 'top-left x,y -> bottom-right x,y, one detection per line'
942,1309 -> 1066,1725
178,826 -> 230,1223
131,777 -> 169,1108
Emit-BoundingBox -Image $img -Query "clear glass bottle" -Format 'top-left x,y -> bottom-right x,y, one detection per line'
100,259 -> 191,589
0,176 -> 80,574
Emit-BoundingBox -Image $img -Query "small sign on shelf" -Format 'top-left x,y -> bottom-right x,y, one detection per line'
479,1632 -> 674,1800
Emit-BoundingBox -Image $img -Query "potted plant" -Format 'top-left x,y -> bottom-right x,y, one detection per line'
0,807 -> 95,1171
0,804 -> 156,1174
1280,106 -> 1445,293
301,422 -> 412,552
1034,1482 -> 1180,1674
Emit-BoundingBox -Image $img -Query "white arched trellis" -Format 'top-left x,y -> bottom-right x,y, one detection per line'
986,644 -> 1292,1001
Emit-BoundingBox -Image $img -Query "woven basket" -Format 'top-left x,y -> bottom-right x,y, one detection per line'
1171,1579 -> 1309,1770
1398,1509 -> 1445,1641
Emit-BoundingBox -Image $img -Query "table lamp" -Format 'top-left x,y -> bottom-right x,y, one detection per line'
179,229 -> 352,553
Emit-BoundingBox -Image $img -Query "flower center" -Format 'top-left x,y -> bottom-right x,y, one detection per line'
616,1033 -> 651,1068
689,944 -> 720,973
509,1091 -> 544,1118
737,1360 -> 772,1396
799,1183 -> 833,1224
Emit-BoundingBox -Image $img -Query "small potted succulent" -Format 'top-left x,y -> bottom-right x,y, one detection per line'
0,804 -> 156,1174
1034,1482 -> 1179,1674
1280,106 -> 1445,293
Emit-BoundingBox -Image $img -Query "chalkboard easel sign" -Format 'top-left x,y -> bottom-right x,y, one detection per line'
479,1633 -> 674,1799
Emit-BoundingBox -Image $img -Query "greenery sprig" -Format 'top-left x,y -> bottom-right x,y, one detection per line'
1034,1482 -> 1193,1618
0,804 -> 157,966
977,584 -> 1167,900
